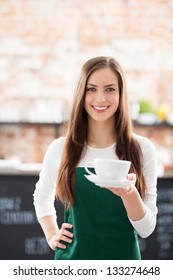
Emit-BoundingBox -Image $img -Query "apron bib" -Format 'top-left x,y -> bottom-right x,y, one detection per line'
55,167 -> 141,260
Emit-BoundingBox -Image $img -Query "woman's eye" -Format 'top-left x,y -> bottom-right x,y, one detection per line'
86,87 -> 96,92
106,87 -> 115,92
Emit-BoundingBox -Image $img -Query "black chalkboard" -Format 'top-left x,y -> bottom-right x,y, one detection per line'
139,177 -> 173,259
0,174 -> 63,260
0,175 -> 173,259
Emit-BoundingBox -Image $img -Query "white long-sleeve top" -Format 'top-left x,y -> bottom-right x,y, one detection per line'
33,133 -> 158,238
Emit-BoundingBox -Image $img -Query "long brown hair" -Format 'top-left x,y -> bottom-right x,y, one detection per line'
56,56 -> 146,208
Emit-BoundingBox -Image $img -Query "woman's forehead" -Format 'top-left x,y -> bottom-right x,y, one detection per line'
87,67 -> 118,84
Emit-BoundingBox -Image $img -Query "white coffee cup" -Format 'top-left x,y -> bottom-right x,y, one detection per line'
85,158 -> 131,180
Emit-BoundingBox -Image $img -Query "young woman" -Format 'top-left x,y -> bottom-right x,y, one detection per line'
33,56 -> 157,260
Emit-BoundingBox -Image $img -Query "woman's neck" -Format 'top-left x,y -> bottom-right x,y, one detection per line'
87,121 -> 116,148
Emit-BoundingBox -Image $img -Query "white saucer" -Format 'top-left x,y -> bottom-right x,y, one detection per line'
84,174 -> 135,188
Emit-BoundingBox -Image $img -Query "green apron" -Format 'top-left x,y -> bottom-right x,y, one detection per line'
54,167 -> 141,260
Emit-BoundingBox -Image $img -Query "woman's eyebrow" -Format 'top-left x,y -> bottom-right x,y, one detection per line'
87,83 -> 118,87
87,83 -> 98,87
104,84 -> 118,88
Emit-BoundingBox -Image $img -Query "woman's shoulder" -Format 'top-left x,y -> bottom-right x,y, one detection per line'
44,136 -> 66,161
47,136 -> 66,150
132,132 -> 155,152
52,136 -> 66,146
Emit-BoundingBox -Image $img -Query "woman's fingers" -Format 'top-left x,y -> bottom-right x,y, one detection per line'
126,173 -> 136,183
61,223 -> 74,240
58,235 -> 73,244
62,223 -> 73,229
55,230 -> 73,242
55,242 -> 66,249
63,229 -> 74,238
108,186 -> 130,196
100,173 -> 138,197
54,223 -> 74,249
101,185 -> 133,197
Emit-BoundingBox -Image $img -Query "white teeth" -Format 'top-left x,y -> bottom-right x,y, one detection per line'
93,106 -> 108,110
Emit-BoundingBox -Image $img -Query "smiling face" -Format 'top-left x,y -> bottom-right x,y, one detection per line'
84,67 -> 120,125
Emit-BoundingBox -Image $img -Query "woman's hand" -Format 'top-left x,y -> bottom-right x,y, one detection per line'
101,173 -> 137,198
47,223 -> 74,250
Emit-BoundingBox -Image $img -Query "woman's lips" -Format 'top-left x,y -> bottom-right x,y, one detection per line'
92,106 -> 110,112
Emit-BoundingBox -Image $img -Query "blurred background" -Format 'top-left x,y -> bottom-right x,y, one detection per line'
0,0 -> 173,260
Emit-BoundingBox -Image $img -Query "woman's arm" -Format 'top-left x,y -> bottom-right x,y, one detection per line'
33,138 -> 74,249
121,189 -> 146,221
118,174 -> 147,221
103,172 -> 156,238
102,137 -> 158,238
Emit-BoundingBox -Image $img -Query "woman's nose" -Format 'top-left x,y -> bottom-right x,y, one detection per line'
96,91 -> 106,102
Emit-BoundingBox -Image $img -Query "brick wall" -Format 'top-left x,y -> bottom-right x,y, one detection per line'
0,0 -> 173,164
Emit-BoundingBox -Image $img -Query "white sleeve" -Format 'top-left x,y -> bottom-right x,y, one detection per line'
129,137 -> 158,238
33,137 -> 64,221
